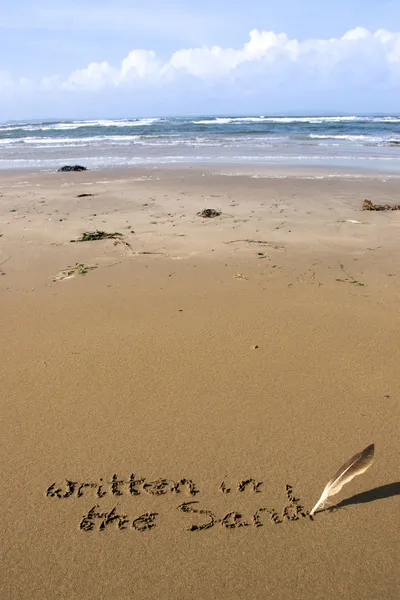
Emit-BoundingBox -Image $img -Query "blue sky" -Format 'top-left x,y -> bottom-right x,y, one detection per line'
1,0 -> 400,119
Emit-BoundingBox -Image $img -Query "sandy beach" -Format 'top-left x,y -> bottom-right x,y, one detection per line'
0,165 -> 399,599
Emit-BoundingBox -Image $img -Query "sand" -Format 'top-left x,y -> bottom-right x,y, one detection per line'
0,166 -> 399,599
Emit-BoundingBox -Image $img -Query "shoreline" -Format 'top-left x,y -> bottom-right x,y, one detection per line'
2,161 -> 400,178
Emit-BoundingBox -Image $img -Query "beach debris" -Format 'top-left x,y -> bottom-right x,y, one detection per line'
77,193 -> 95,198
58,165 -> 87,172
234,273 -> 247,280
71,230 -> 123,242
53,263 -> 97,281
0,256 -> 10,276
336,262 -> 365,287
253,345 -> 259,350
225,239 -> 284,249
338,219 -> 367,224
197,208 -> 221,218
309,443 -> 374,517
362,199 -> 400,211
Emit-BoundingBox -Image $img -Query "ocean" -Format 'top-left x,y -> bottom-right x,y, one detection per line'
1,115 -> 400,172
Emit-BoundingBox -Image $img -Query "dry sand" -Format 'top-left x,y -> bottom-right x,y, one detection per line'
0,166 -> 399,599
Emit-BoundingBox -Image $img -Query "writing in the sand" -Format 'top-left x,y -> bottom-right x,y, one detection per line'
46,475 -> 310,532
46,475 -> 199,499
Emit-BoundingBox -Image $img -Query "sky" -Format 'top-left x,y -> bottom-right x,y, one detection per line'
1,0 -> 400,119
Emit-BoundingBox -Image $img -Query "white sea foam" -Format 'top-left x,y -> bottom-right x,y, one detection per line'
21,135 -> 141,145
309,134 -> 383,142
193,115 -> 400,125
0,118 -> 162,133
2,115 -> 400,134
193,116 -> 366,124
3,134 -> 241,148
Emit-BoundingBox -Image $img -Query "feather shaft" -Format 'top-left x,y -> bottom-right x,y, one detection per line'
310,443 -> 374,516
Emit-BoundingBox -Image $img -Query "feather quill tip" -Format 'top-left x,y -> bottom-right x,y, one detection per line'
310,443 -> 374,517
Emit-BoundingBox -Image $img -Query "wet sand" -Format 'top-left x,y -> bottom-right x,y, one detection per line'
0,166 -> 399,599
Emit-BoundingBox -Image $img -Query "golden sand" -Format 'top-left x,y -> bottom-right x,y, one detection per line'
0,167 -> 399,599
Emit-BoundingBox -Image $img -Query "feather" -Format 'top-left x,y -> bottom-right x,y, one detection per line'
310,443 -> 374,516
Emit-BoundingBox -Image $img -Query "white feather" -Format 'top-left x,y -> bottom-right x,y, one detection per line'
310,443 -> 374,516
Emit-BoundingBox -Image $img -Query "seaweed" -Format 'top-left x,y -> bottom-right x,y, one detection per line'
58,165 -> 87,172
71,230 -> 123,242
53,263 -> 97,281
197,209 -> 221,218
362,199 -> 400,211
336,262 -> 365,287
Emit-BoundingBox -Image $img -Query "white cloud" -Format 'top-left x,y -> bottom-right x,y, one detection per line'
62,50 -> 163,90
4,28 -> 400,94
120,50 -> 161,82
58,28 -> 400,90
341,27 -> 370,40
63,62 -> 117,90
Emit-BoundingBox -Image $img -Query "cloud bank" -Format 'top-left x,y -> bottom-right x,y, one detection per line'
57,28 -> 400,92
2,28 -> 400,113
